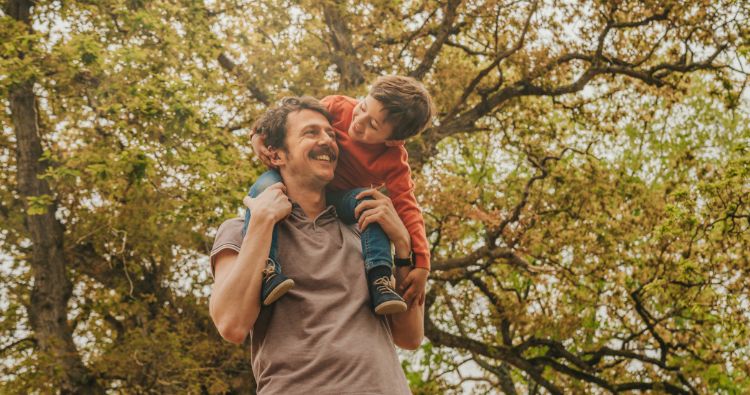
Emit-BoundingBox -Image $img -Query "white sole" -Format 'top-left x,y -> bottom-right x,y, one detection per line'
374,300 -> 407,315
263,279 -> 295,305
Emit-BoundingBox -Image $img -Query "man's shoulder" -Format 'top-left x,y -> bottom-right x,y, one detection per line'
211,217 -> 244,255
217,216 -> 244,234
337,215 -> 361,236
207,217 -> 244,277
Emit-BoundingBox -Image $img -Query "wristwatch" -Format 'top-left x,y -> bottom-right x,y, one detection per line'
394,251 -> 414,268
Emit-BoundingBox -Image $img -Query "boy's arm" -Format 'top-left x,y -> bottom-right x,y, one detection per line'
399,267 -> 429,307
209,184 -> 291,344
383,147 -> 430,271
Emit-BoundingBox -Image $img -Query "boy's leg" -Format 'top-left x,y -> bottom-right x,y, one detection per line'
243,170 -> 293,305
328,188 -> 407,315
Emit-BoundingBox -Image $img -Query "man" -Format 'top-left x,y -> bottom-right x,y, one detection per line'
209,96 -> 423,394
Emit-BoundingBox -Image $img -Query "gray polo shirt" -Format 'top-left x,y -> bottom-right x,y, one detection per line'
211,204 -> 411,395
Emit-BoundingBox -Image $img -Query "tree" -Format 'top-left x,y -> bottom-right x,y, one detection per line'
2,0 -> 748,393
2,0 -> 255,393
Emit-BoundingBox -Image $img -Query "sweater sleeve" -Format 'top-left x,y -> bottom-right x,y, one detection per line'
320,95 -> 335,109
384,147 -> 431,271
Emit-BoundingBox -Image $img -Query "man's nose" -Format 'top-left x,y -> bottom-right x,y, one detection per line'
320,131 -> 334,144
319,133 -> 337,153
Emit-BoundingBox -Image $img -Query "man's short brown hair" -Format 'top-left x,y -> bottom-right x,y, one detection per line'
370,75 -> 434,140
252,96 -> 334,149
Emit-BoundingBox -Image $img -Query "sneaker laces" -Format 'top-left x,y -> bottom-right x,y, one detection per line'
263,260 -> 277,280
373,276 -> 399,296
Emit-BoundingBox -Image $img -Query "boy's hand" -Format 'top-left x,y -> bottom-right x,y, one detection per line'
242,182 -> 291,224
398,267 -> 428,308
251,133 -> 276,169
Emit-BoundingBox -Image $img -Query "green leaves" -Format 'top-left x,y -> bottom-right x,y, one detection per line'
1,0 -> 749,393
26,194 -> 54,215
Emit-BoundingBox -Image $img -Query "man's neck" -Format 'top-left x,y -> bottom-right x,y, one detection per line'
284,178 -> 327,219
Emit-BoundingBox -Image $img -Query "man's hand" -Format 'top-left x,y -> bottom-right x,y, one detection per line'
397,267 -> 428,307
251,133 -> 276,168
243,182 -> 292,224
353,189 -> 411,256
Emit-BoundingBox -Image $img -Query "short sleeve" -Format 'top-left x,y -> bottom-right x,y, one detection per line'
209,217 -> 244,277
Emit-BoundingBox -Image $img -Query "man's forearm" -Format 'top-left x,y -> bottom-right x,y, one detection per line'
389,266 -> 424,349
210,214 -> 276,343
389,303 -> 424,350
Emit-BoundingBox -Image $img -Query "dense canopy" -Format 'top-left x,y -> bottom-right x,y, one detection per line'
2,0 -> 749,393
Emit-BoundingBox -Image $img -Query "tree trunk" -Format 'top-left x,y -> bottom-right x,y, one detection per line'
6,0 -> 103,393
322,2 -> 365,90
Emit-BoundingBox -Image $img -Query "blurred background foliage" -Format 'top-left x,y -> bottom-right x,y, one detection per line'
1,0 -> 749,393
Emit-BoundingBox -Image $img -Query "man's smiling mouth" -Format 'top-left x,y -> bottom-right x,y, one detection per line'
310,148 -> 337,163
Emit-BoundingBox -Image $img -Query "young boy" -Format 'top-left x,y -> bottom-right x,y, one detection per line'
244,75 -> 432,315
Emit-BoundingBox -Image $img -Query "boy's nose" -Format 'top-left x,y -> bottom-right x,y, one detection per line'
352,119 -> 364,133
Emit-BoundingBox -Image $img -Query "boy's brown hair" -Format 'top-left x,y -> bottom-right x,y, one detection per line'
252,96 -> 334,150
370,75 -> 434,140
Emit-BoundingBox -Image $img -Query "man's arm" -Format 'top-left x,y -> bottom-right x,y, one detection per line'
389,234 -> 424,350
389,266 -> 425,350
209,183 -> 291,344
354,189 -> 424,350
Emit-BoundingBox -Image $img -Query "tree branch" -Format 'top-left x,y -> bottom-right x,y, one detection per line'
409,0 -> 464,80
217,53 -> 270,105
321,1 -> 366,89
424,294 -> 564,395
408,6 -> 730,169
445,0 -> 538,119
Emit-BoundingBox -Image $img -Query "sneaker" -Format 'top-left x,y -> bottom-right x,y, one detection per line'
261,259 -> 294,306
370,275 -> 407,315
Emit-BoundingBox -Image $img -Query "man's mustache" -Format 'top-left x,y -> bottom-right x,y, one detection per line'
309,146 -> 337,161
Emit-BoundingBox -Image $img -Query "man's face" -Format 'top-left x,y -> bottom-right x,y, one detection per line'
277,109 -> 338,185
348,95 -> 395,144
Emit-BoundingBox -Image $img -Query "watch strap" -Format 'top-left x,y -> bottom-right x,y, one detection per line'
394,252 -> 414,267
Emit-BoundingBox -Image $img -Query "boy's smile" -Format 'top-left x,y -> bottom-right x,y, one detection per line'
348,95 -> 395,144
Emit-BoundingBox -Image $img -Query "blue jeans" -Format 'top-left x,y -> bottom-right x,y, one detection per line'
241,170 -> 283,272
326,188 -> 393,272
241,170 -> 393,274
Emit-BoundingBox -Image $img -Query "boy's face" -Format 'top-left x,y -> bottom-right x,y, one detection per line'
348,95 -> 395,144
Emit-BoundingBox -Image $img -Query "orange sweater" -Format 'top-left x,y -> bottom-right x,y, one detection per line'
322,95 -> 430,271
